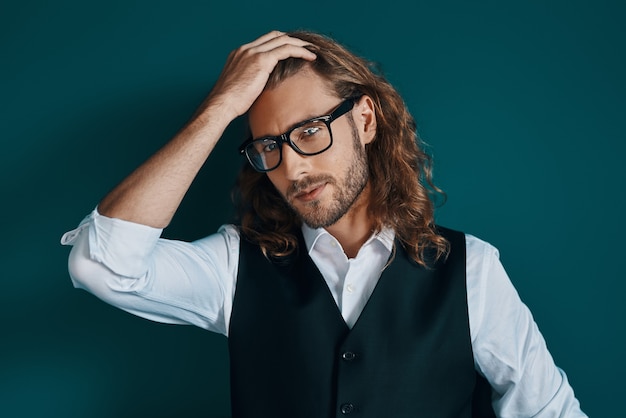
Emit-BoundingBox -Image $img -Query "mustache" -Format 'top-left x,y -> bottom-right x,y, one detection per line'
286,175 -> 335,199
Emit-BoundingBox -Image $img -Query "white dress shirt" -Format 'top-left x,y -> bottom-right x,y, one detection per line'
61,209 -> 587,417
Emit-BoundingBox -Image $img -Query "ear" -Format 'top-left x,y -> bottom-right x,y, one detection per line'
354,95 -> 377,145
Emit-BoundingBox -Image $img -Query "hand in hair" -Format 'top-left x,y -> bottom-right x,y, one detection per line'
202,31 -> 317,121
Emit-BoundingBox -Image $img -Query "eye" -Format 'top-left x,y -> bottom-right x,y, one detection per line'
301,126 -> 322,137
253,139 -> 279,154
295,121 -> 327,141
262,141 -> 279,152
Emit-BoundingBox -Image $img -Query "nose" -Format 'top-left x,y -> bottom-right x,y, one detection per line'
279,142 -> 309,181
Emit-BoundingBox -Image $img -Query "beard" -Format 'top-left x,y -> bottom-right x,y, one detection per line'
284,120 -> 369,229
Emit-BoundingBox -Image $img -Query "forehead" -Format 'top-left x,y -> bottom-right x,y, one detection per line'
248,69 -> 339,137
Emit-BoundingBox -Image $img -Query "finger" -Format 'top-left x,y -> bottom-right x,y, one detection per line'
248,33 -> 314,55
240,30 -> 285,50
262,43 -> 317,63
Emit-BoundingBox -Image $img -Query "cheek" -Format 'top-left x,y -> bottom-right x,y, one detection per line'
332,123 -> 363,159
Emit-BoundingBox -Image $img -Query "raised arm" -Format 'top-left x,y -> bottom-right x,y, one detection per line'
97,31 -> 316,228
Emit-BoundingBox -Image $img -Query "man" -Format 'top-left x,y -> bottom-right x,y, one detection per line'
62,31 -> 586,417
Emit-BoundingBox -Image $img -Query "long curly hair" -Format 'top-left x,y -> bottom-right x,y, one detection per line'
234,31 -> 449,266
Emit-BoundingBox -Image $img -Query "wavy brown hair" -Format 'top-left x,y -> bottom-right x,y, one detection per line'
234,31 -> 449,266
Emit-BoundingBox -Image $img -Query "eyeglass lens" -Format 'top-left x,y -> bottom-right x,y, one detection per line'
247,119 -> 332,171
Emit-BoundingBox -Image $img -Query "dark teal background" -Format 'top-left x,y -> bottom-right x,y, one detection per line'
2,0 -> 624,416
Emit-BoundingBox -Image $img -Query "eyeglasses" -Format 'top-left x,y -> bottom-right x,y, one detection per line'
239,98 -> 358,172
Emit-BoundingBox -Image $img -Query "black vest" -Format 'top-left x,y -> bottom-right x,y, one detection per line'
228,227 -> 495,417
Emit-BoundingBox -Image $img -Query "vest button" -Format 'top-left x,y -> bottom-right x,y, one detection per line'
340,403 -> 355,414
342,351 -> 356,361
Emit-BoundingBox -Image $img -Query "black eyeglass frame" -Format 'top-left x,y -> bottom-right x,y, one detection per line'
238,97 -> 360,172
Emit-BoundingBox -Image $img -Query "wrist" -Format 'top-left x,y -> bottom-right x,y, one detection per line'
199,93 -> 242,124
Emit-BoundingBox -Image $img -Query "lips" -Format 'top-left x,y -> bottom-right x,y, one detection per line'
292,183 -> 327,202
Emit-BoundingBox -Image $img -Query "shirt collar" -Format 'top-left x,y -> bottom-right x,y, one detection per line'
301,223 -> 395,256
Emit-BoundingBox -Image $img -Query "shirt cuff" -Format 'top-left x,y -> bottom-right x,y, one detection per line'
62,208 -> 163,278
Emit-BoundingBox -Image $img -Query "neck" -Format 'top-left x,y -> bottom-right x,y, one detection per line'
325,184 -> 374,259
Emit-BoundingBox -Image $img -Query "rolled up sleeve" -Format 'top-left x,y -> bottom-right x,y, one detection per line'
61,208 -> 239,336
